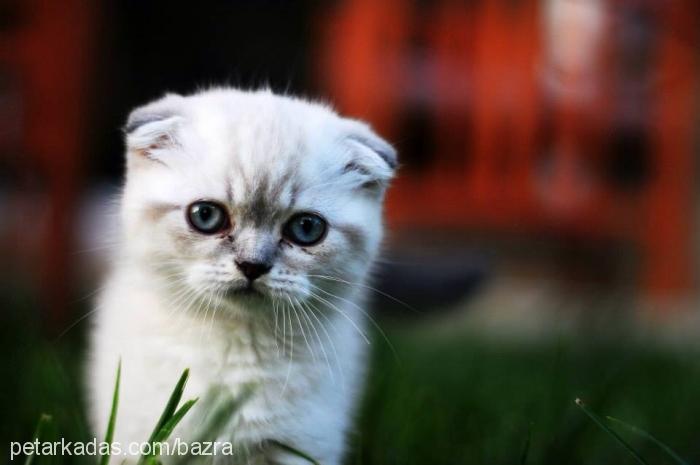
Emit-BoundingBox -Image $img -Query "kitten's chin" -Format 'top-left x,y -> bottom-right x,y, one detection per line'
218,281 -> 306,309
222,284 -> 266,301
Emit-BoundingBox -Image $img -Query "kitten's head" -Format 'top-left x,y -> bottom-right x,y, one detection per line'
120,88 -> 396,313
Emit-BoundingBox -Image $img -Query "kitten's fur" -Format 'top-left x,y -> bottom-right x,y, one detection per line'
87,88 -> 395,464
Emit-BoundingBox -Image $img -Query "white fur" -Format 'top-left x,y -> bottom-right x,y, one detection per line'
87,88 -> 395,464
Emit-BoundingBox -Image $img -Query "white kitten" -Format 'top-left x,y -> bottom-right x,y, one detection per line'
87,88 -> 396,464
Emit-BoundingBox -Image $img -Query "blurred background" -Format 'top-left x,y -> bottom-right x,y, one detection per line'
2,1 -> 700,464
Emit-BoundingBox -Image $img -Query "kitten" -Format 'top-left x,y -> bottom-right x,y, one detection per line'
87,88 -> 396,464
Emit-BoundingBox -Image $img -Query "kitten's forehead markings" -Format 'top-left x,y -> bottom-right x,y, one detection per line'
268,170 -> 294,203
225,177 -> 235,205
288,181 -> 301,209
247,176 -> 273,227
237,165 -> 301,228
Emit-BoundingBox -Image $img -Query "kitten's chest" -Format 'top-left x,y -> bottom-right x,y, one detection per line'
171,318 -> 319,441
167,316 -> 316,397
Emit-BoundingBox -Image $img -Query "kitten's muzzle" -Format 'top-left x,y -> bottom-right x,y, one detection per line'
235,260 -> 272,282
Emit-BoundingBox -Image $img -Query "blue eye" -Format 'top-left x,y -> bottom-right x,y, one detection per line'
283,213 -> 327,246
187,201 -> 229,234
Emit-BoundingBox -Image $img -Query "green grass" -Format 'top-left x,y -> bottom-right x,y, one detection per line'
137,368 -> 198,465
2,283 -> 700,464
24,414 -> 52,465
350,324 -> 700,465
99,361 -> 119,465
573,399 -> 692,465
604,416 -> 691,465
574,398 -> 650,465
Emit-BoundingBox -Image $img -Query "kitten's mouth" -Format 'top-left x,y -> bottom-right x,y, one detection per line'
223,283 -> 265,299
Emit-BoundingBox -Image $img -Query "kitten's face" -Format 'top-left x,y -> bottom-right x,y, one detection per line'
120,89 -> 395,313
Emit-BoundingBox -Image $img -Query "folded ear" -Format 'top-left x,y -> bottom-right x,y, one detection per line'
340,120 -> 397,191
124,94 -> 185,164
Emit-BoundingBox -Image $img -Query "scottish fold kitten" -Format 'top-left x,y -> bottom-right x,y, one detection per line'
87,88 -> 396,464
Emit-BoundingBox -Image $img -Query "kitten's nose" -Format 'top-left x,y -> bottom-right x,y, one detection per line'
235,261 -> 272,281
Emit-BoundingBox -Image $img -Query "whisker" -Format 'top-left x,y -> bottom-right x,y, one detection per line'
268,296 -> 281,356
54,306 -> 101,342
309,282 -> 400,364
281,299 -> 295,395
298,298 -> 335,383
306,290 -> 370,345
308,274 -> 416,313
281,298 -> 288,358
292,296 -> 317,364
272,297 -> 281,354
304,298 -> 346,389
208,286 -> 223,339
70,282 -> 109,305
199,285 -> 216,342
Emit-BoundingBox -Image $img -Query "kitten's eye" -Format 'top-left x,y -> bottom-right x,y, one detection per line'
283,213 -> 327,246
186,201 -> 229,234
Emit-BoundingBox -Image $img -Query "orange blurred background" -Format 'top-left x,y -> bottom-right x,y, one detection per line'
1,0 -> 699,330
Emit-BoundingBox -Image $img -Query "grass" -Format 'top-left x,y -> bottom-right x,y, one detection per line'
2,282 -> 700,464
349,324 -> 700,465
99,361 -> 119,465
137,368 -> 198,465
575,399 -> 691,465
14,356 -> 310,465
574,398 -> 650,465
604,416 -> 691,465
24,414 -> 52,465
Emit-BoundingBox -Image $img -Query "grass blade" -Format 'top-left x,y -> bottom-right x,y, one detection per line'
606,416 -> 690,465
268,440 -> 321,465
152,398 -> 198,443
24,414 -> 52,465
145,369 -> 190,444
100,360 -> 121,465
138,369 -> 190,465
575,398 -> 649,465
